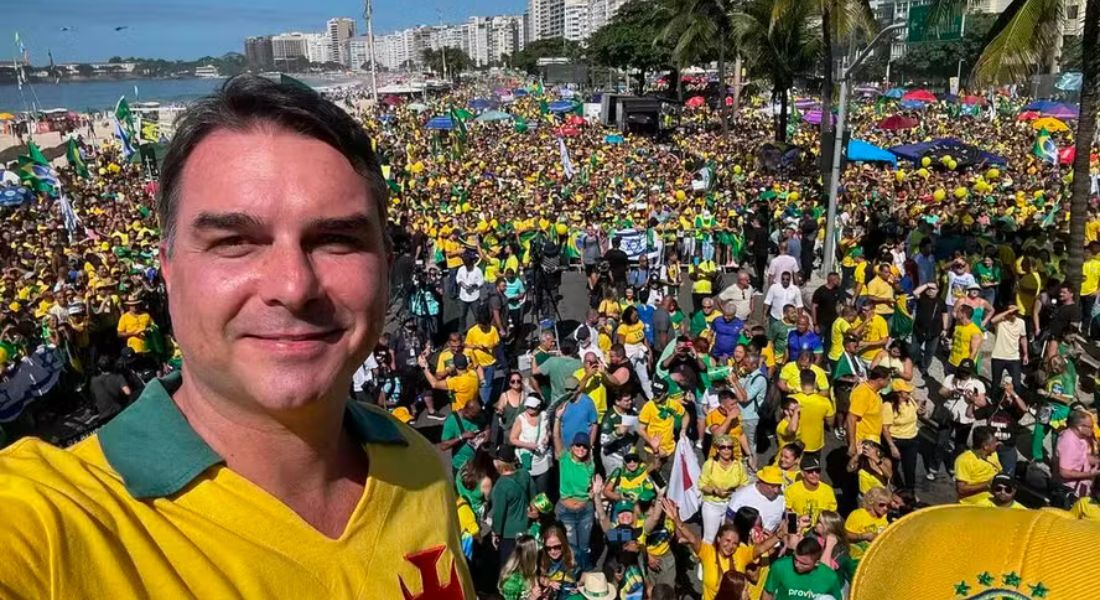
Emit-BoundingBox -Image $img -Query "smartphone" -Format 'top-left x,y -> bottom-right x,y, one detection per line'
786,512 -> 798,534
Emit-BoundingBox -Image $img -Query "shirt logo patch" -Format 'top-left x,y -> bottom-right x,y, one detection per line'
399,545 -> 465,600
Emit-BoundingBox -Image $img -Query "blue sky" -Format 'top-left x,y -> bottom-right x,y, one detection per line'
8,0 -> 525,63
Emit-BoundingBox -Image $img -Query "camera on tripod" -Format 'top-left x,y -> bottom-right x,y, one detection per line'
411,264 -> 442,287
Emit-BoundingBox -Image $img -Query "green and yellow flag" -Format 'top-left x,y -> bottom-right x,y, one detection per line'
66,138 -> 89,179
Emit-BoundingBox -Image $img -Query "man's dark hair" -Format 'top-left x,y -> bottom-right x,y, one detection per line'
559,338 -> 578,357
158,75 -> 388,251
795,537 -> 823,559
971,425 -> 995,449
868,365 -> 892,381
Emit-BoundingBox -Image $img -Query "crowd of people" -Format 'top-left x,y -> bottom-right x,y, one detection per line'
2,74 -> 1100,599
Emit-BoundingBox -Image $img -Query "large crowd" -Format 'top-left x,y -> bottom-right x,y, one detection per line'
3,76 -> 1100,599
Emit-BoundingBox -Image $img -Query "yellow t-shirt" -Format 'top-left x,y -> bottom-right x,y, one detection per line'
790,392 -> 835,452
732,543 -> 767,599
954,450 -> 1002,505
776,418 -> 798,450
1082,257 -> 1100,297
785,479 -> 837,524
697,542 -> 735,600
881,399 -> 919,440
705,408 -> 744,460
573,367 -> 607,419
948,321 -> 982,367
446,370 -> 480,411
845,508 -> 888,560
857,314 -> 890,361
442,239 -> 463,268
828,318 -> 852,361
698,458 -> 748,504
117,311 -> 152,353
464,326 -> 500,368
1071,497 -> 1100,521
435,348 -> 475,376
598,298 -> 621,319
616,321 -> 646,345
638,399 -> 685,456
691,261 -> 717,294
0,374 -> 474,599
849,383 -> 884,444
865,277 -> 895,316
779,362 -> 830,394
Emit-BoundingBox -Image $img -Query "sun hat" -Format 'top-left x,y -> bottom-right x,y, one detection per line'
578,572 -> 618,600
756,465 -> 784,486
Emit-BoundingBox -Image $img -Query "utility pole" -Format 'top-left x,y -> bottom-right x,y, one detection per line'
365,0 -> 378,103
437,8 -> 448,82
823,22 -> 906,275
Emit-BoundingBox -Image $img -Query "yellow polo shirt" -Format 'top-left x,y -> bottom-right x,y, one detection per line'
0,374 -> 474,598
954,450 -> 1002,505
849,382 -> 884,444
785,479 -> 838,524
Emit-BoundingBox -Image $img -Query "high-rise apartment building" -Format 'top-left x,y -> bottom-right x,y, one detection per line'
527,0 -> 565,42
327,18 -> 356,67
244,36 -> 274,71
270,32 -> 312,68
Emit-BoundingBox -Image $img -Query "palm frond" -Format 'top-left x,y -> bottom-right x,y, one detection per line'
970,0 -> 1063,86
925,0 -> 967,30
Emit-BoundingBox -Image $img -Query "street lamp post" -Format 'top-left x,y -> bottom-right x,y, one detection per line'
365,0 -> 379,103
822,23 -> 906,275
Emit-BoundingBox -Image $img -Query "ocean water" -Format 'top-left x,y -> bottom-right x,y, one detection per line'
0,75 -> 362,114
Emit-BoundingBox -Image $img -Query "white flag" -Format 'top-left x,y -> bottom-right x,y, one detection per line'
558,137 -> 575,180
667,437 -> 702,522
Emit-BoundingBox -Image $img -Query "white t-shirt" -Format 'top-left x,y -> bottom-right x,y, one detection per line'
991,317 -> 1026,361
764,283 -> 803,321
455,266 -> 485,303
945,272 -> 977,307
718,283 -> 755,321
767,254 -> 800,284
726,482 -> 786,533
352,354 -> 379,392
942,375 -> 986,425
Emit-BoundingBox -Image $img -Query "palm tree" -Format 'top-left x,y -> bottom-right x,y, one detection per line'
660,0 -> 737,132
771,0 -> 876,174
928,0 -> 1096,290
731,0 -> 822,141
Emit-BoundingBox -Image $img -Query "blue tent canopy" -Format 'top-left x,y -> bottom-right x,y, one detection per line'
468,98 -> 497,111
425,116 -> 455,130
548,100 -> 577,113
883,87 -> 905,99
512,88 -> 529,97
888,138 -> 1007,165
899,99 -> 927,110
1024,100 -> 1060,112
847,139 -> 897,165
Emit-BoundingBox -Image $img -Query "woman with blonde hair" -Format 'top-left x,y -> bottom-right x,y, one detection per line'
498,534 -> 542,600
843,487 -> 891,564
814,510 -> 854,583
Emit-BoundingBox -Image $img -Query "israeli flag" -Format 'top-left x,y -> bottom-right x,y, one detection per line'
113,118 -> 135,160
558,137 -> 575,180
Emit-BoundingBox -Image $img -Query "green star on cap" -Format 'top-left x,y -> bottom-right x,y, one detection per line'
954,581 -> 970,596
1003,572 -> 1022,588
1028,582 -> 1049,598
977,572 -> 994,586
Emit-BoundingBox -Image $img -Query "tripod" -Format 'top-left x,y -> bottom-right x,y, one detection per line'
528,264 -> 562,347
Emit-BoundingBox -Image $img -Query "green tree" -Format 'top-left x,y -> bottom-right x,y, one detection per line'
1061,35 -> 1082,71
588,0 -> 672,94
660,0 -> 737,131
926,0 -> 1097,291
732,0 -> 821,141
511,38 -> 585,75
893,12 -> 997,83
422,47 -> 472,82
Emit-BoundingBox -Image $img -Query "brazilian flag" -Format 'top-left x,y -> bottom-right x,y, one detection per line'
66,138 -> 90,180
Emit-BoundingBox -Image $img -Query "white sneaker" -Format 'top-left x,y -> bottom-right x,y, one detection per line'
925,472 -> 936,481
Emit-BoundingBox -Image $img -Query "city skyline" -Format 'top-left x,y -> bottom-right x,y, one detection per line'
6,0 -> 525,63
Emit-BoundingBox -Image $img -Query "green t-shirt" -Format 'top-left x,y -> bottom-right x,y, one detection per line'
559,453 -> 595,501
541,356 -> 583,405
762,555 -> 844,600
973,262 -> 1002,286
769,319 -> 796,357
442,413 -> 481,472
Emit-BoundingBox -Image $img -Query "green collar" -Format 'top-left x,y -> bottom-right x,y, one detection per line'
99,371 -> 407,500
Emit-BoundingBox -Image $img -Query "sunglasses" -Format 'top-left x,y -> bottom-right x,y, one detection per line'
993,484 -> 1014,493
545,544 -> 563,551
716,445 -> 734,450
510,378 -> 522,384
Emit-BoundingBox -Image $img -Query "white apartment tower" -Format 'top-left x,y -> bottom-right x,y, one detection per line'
327,17 -> 356,67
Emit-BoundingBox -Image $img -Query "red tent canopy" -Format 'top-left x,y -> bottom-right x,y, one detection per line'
1017,111 -> 1040,121
685,96 -> 705,108
960,95 -> 987,106
902,89 -> 937,103
566,114 -> 586,126
557,126 -> 580,137
876,115 -> 919,130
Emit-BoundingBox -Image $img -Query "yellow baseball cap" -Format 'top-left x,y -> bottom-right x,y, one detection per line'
755,465 -> 784,486
852,505 -> 1100,599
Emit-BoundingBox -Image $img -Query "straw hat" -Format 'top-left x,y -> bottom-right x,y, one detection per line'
578,572 -> 618,600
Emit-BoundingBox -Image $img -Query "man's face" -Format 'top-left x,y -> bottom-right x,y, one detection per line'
448,334 -> 461,351
794,552 -> 817,574
781,273 -> 791,288
992,482 -> 1016,505
738,273 -> 750,287
702,299 -> 714,314
796,316 -> 809,333
802,469 -> 820,487
784,306 -> 797,323
827,273 -> 839,288
161,127 -> 388,412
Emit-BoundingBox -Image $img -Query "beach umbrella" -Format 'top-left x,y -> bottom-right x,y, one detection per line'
1032,117 -> 1069,132
902,89 -> 937,103
408,102 -> 429,112
557,126 -> 580,137
1042,103 -> 1079,119
899,100 -> 927,110
474,110 -> 512,122
960,95 -> 987,106
847,139 -> 897,165
468,98 -> 496,111
0,113 -> 15,120
425,116 -> 455,130
1024,100 -> 1059,112
1060,147 -> 1076,165
512,88 -> 529,97
1016,111 -> 1040,121
452,108 -> 474,121
685,96 -> 705,108
565,114 -> 586,126
876,115 -> 919,131
883,88 -> 905,99
604,134 -> 624,144
794,97 -> 817,109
